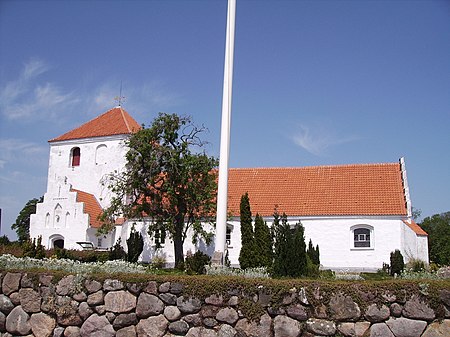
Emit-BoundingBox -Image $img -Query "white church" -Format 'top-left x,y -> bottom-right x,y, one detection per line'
30,107 -> 428,271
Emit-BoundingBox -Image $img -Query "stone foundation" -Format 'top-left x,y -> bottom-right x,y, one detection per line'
0,272 -> 449,337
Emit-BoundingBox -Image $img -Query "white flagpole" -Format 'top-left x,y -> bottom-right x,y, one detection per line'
215,0 -> 236,263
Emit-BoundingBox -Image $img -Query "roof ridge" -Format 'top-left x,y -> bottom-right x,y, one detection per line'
119,106 -> 132,133
229,162 -> 399,171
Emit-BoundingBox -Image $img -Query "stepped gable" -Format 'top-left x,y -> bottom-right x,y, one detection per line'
227,162 -> 408,217
49,106 -> 140,142
71,189 -> 103,228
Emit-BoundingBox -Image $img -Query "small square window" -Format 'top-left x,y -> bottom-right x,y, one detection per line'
353,227 -> 371,248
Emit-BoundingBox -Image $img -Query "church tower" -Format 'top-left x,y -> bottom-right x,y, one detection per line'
30,107 -> 140,250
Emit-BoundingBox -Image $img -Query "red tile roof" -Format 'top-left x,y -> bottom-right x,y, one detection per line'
227,163 -> 408,217
72,189 -> 103,228
403,220 -> 428,236
49,107 -> 140,142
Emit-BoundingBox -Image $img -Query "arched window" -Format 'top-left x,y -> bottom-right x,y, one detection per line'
351,225 -> 374,249
71,147 -> 81,166
95,144 -> 107,165
45,213 -> 50,228
50,234 -> 65,249
54,204 -> 62,228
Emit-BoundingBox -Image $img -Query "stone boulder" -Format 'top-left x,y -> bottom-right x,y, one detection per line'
216,307 -> 239,325
169,320 -> 190,334
104,290 -> 136,314
80,314 -> 115,337
403,295 -> 435,321
136,293 -> 164,318
5,305 -> 31,335
286,304 -> 308,321
329,293 -> 360,321
64,326 -> 81,337
364,304 -> 390,323
422,319 -> 450,337
2,273 -> 21,296
0,294 -> 14,314
19,288 -> 41,313
385,317 -> 427,337
235,314 -> 272,337
103,279 -> 124,291
29,312 -> 56,337
56,275 -> 78,296
369,323 -> 395,337
273,315 -> 301,337
306,318 -> 336,336
136,314 -> 168,337
116,325 -> 137,337
177,296 -> 202,314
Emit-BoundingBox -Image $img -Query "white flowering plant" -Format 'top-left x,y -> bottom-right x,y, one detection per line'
0,254 -> 148,274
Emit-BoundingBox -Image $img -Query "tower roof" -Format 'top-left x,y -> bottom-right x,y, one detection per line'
49,107 -> 140,142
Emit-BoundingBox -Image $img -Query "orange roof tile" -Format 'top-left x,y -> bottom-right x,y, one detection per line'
72,189 -> 103,228
49,107 -> 140,142
403,220 -> 428,236
227,163 -> 408,217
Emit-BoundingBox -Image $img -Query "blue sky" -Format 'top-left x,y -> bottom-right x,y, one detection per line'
0,0 -> 449,240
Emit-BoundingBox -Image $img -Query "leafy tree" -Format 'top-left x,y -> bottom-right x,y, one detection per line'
238,193 -> 256,269
11,196 -> 43,243
419,212 -> 450,265
390,249 -> 405,276
101,113 -> 218,268
127,225 -> 144,263
254,213 -> 273,269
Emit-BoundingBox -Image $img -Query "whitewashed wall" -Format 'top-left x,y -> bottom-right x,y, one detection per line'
30,184 -> 89,249
401,223 -> 429,264
47,135 -> 129,209
116,215 -> 427,272
30,134 -> 129,249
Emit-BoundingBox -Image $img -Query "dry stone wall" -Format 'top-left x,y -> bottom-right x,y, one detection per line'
0,272 -> 449,337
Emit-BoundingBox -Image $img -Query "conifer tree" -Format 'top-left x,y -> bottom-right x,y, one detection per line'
127,225 -> 144,263
254,213 -> 273,269
289,223 -> 307,277
272,212 -> 292,277
307,239 -> 320,265
238,193 -> 255,269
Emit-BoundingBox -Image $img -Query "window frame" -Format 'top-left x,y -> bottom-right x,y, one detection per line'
70,147 -> 81,167
350,224 -> 374,250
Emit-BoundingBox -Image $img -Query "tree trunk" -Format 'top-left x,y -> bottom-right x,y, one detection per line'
173,217 -> 185,269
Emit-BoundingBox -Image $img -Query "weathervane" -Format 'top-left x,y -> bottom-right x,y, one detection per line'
114,81 -> 126,107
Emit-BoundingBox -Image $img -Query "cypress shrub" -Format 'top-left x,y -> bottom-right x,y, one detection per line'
390,249 -> 405,276
127,226 -> 144,263
239,193 -> 256,269
254,213 -> 273,269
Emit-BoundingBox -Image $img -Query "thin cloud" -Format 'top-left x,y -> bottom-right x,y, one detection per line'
85,80 -> 181,120
0,59 -> 79,121
0,138 -> 47,169
292,124 -> 358,156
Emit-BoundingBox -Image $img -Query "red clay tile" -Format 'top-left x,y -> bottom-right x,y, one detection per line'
49,107 -> 140,142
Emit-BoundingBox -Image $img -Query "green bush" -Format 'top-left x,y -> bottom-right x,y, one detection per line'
109,238 -> 126,260
127,226 -> 144,263
185,251 -> 211,275
390,250 -> 405,276
407,258 -> 426,272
